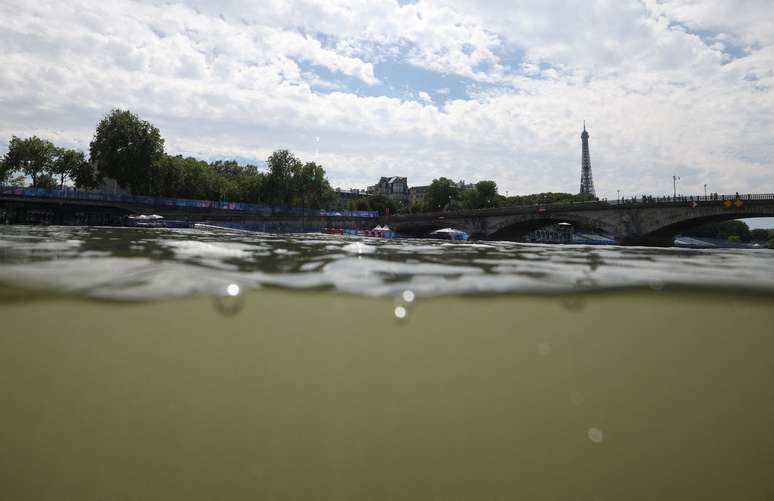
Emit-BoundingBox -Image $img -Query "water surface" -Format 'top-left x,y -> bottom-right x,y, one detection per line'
1,226 -> 773,501
0,226 -> 772,299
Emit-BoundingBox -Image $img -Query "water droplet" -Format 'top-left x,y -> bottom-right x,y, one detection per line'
571,392 -> 585,406
537,343 -> 551,356
402,290 -> 416,303
394,305 -> 407,320
560,295 -> 585,311
648,279 -> 665,290
587,427 -> 605,444
213,283 -> 245,316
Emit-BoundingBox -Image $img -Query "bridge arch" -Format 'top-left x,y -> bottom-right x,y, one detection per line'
632,211 -> 774,246
485,213 -> 618,241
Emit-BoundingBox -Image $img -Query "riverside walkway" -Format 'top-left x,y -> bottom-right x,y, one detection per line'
0,186 -> 378,230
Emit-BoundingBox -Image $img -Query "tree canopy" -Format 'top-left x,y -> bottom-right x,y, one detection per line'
461,180 -> 499,209
89,109 -> 165,194
0,158 -> 9,184
427,177 -> 460,211
350,194 -> 399,214
52,148 -> 91,189
683,220 -> 752,242
2,136 -> 98,189
3,136 -> 58,187
500,192 -> 595,206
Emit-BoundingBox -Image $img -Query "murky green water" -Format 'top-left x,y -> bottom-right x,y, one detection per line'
1,226 -> 773,500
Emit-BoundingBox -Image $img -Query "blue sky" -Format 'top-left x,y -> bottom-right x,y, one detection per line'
1,0 -> 773,228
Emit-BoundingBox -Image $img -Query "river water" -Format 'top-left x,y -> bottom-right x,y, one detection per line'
1,226 -> 773,500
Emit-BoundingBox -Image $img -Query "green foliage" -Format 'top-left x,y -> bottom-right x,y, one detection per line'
152,155 -> 213,199
349,195 -> 399,215
260,151 -> 335,209
146,151 -> 334,208
427,177 -> 460,211
6,175 -> 26,187
5,113 -> 337,209
90,109 -> 165,195
35,172 -> 59,190
500,192 -> 595,207
768,239 -> 774,250
293,161 -> 335,209
683,220 -> 751,241
265,150 -> 301,206
461,180 -> 499,209
4,136 -> 58,187
750,228 -> 771,241
408,203 -> 425,214
52,148 -> 91,189
2,136 -> 95,189
727,235 -> 741,242
0,158 -> 9,183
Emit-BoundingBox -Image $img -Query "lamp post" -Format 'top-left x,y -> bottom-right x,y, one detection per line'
617,189 -> 620,203
673,175 -> 680,199
704,184 -> 707,198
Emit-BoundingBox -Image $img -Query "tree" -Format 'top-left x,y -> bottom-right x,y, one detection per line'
36,172 -> 59,190
89,109 -> 165,194
294,161 -> 334,209
265,150 -> 302,206
52,148 -> 90,189
427,177 -> 459,211
71,159 -> 99,189
0,158 -> 10,184
500,192 -> 594,207
475,180 -> 498,206
6,175 -> 27,187
684,220 -> 751,241
750,229 -> 770,241
3,136 -> 57,187
462,180 -> 499,209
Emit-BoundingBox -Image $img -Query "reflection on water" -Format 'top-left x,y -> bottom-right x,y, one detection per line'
0,225 -> 773,300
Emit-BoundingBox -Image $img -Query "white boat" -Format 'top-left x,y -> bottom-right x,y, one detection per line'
430,228 -> 470,241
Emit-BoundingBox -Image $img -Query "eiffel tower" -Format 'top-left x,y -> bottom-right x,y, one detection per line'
579,121 -> 595,197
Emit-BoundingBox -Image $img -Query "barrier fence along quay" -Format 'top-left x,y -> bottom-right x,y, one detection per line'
606,193 -> 774,205
2,185 -> 772,218
0,186 -> 379,219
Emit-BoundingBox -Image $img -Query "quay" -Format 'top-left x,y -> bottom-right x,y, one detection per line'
0,186 -> 379,233
3,186 -> 774,246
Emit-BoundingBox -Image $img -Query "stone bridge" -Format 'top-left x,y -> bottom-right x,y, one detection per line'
383,195 -> 774,246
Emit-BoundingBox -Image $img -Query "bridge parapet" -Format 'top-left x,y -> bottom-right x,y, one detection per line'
384,194 -> 774,245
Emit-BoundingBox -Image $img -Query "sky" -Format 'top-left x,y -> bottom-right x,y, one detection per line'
1,0 -> 773,207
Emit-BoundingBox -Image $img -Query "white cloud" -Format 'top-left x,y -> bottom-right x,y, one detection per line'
0,0 -> 772,198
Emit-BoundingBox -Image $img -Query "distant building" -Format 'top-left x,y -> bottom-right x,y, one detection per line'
368,176 -> 409,206
333,188 -> 369,209
409,185 -> 430,206
408,180 -> 473,207
453,180 -> 474,192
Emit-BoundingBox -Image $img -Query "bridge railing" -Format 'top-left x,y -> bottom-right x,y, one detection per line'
604,193 -> 774,205
0,185 -> 379,219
